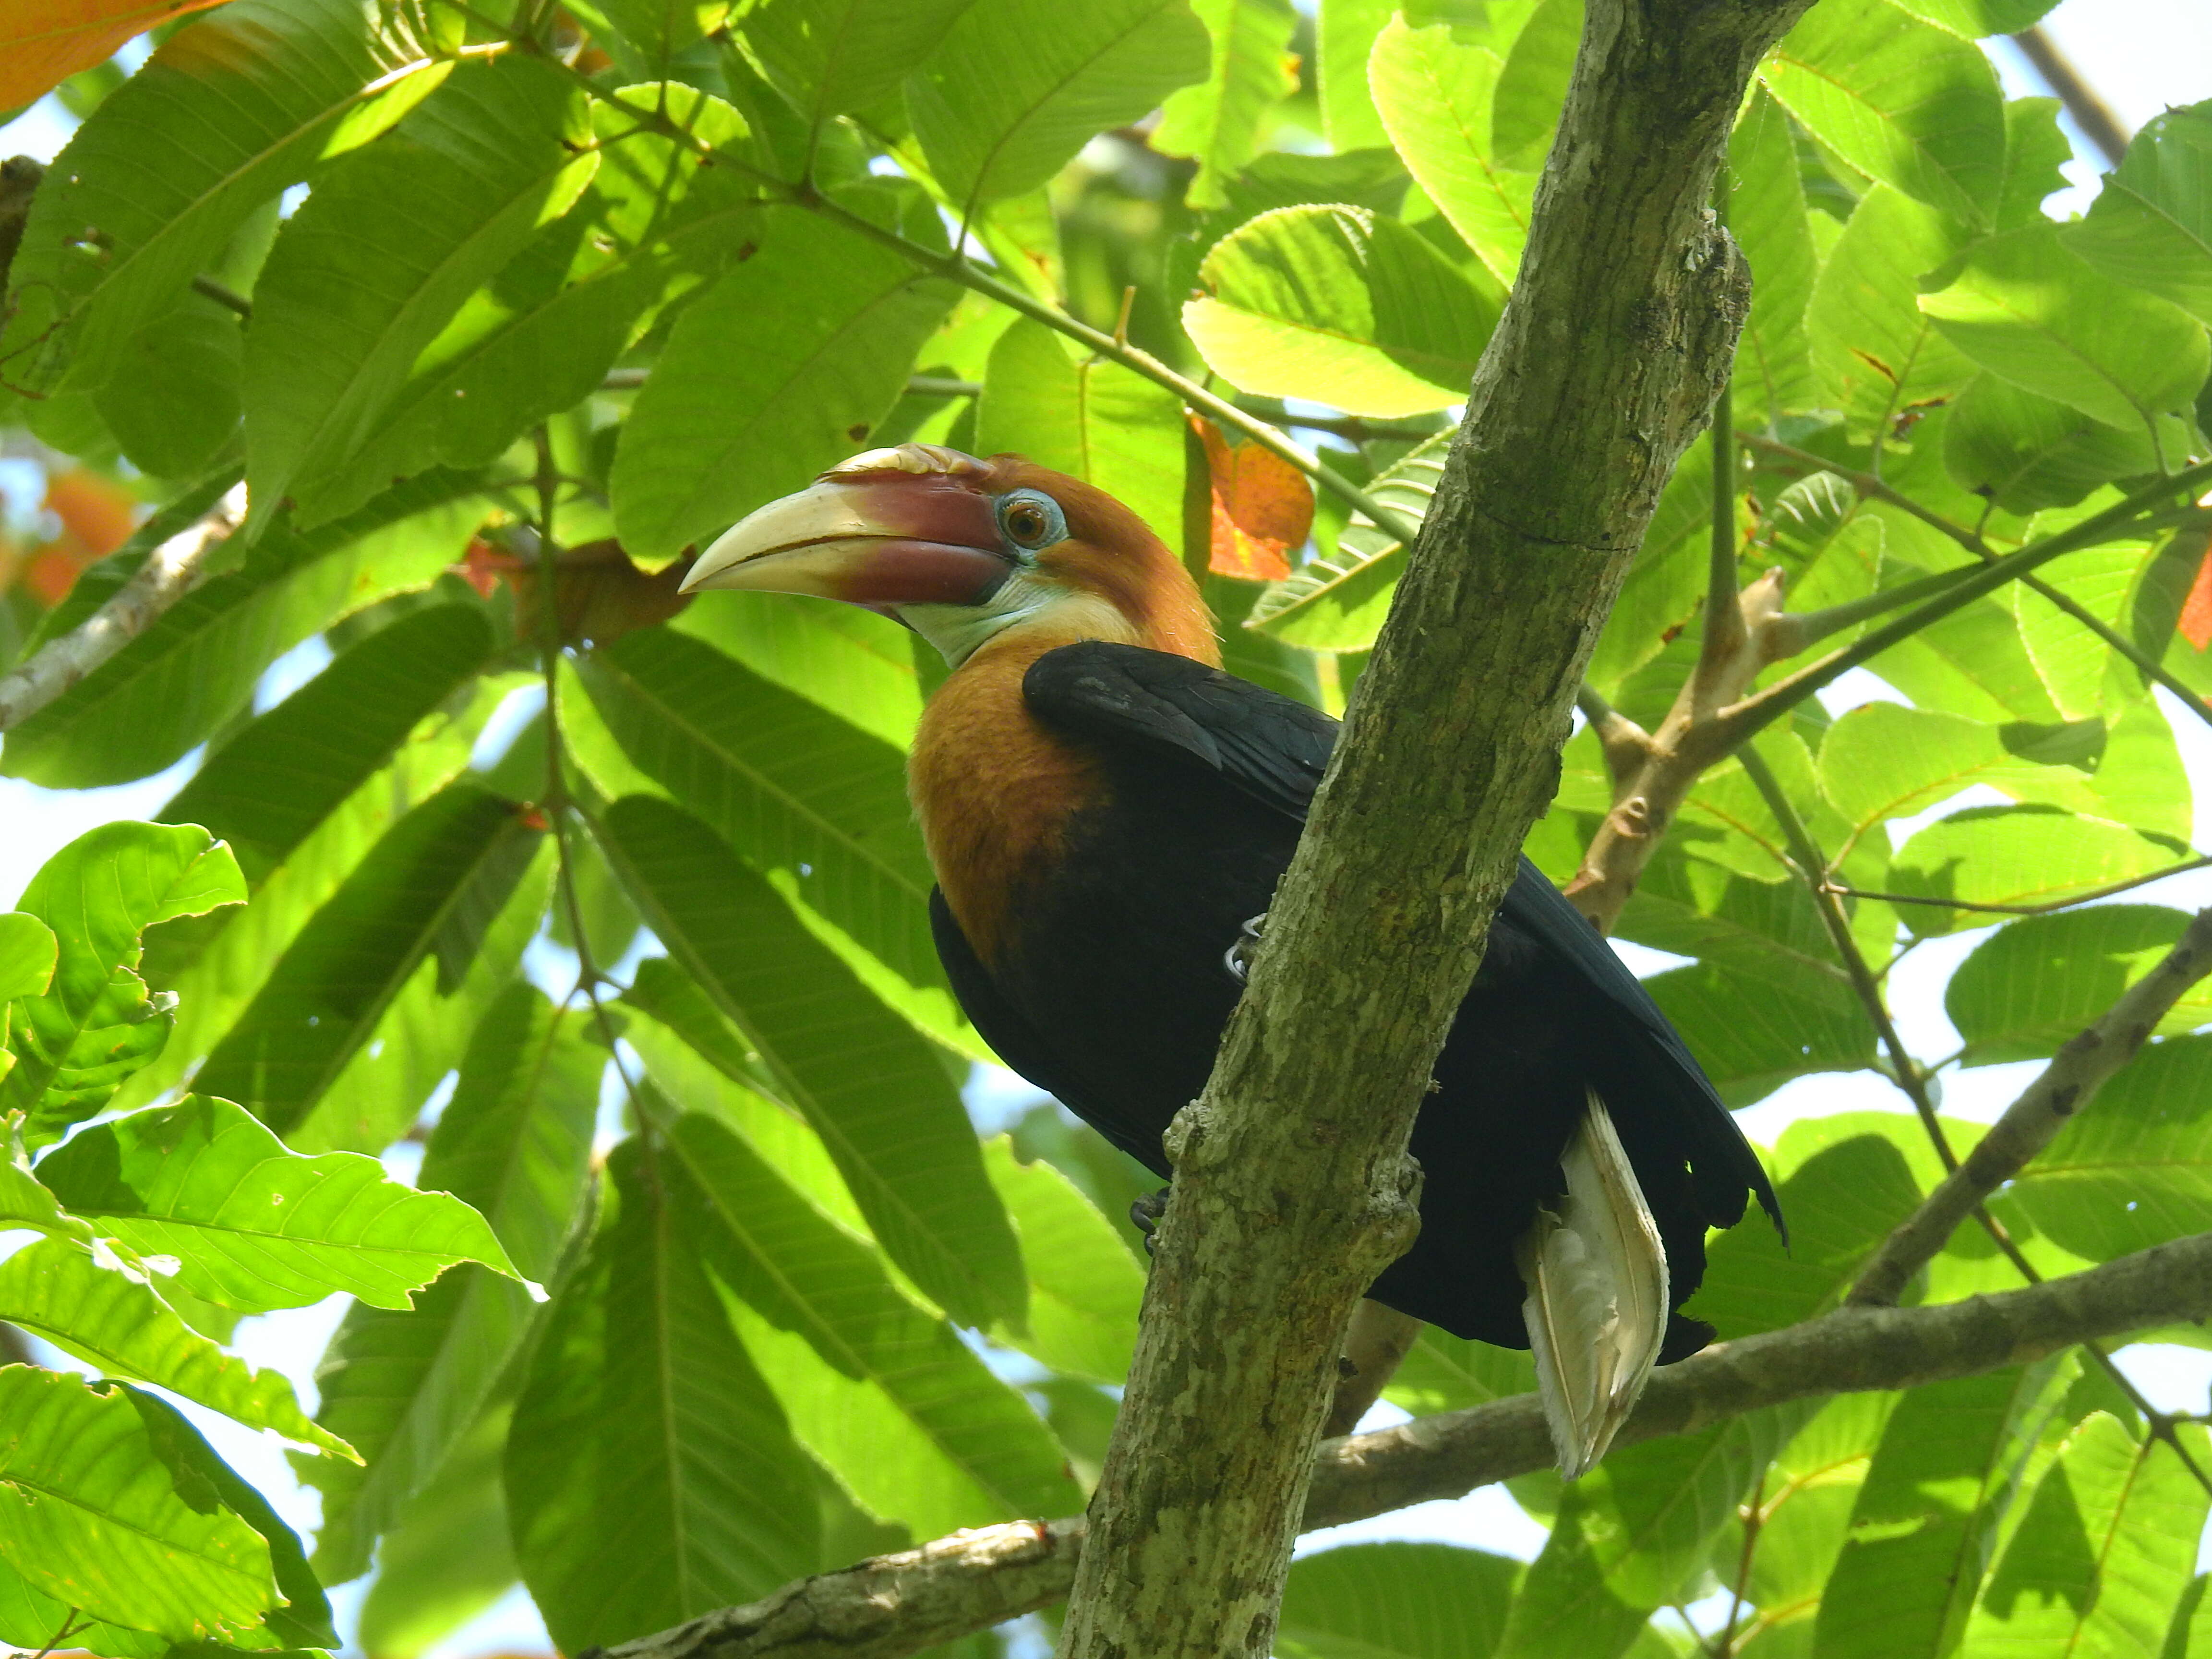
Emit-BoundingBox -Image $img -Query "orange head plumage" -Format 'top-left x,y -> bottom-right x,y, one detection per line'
681,444 -> 1219,961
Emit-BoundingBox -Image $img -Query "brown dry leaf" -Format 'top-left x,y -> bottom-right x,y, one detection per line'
1192,417 -> 1310,582
463,537 -> 695,647
0,0 -> 227,110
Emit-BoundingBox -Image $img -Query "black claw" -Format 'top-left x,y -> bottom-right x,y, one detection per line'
1130,1186 -> 1171,1256
1223,912 -> 1268,984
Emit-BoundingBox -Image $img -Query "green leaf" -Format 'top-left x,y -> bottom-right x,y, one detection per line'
0,1237 -> 353,1458
353,1402 -> 517,1659
670,589 -> 924,750
3,822 -> 245,1146
36,1094 -> 517,1312
0,916 -> 56,1003
1763,0 -> 2005,232
1812,1363 -> 2072,1659
1368,16 -> 1532,288
1488,0 -> 1578,170
1153,0 -> 1297,208
289,830 -> 553,1157
1807,184 -> 1979,443
1967,1413 -> 2212,1657
908,0 -> 1209,207
595,795 -> 1025,1329
594,0 -> 732,61
611,206 -> 959,563
0,1367 -> 276,1640
1946,905 -> 2210,1066
1730,88 -> 1820,423
2062,101 -> 2212,325
307,983 -> 600,1579
1643,955 -> 1878,1107
506,1139 -> 824,1651
1383,1328 -> 1537,1418
571,631 -> 967,1049
976,318 -> 1188,551
0,474 -> 489,788
1185,205 -> 1500,417
298,86 -> 765,524
618,981 -> 871,1238
1498,1415 -> 1789,1657
1276,1542 -> 1521,1659
1920,225 -> 2212,436
1245,432 -> 1445,647
1695,1115 -> 1927,1338
1813,702 -> 2116,835
1887,805 -> 2178,933
662,1110 -> 1083,1534
747,0 -> 971,128
1736,1393 -> 1898,1629
125,708 -> 490,1118
1944,373 -> 2169,514
1995,97 -> 2072,232
161,604 -> 495,886
1316,0 -> 1394,152
0,0 -> 447,396
244,56 -> 601,529
1889,0 -> 2057,33
2007,1034 -> 2212,1263
94,295 -> 244,479
981,1136 -> 1143,1384
189,781 -> 541,1135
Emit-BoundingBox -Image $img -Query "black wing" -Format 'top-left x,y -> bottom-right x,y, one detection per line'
1025,638 -> 1783,1235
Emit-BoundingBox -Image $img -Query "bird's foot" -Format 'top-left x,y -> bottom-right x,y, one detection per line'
1129,1187 -> 1171,1256
1223,913 -> 1267,984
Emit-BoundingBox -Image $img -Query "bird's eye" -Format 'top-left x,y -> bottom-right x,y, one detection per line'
997,490 -> 1065,552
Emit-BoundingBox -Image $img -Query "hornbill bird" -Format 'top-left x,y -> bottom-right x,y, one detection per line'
680,442 -> 1783,1475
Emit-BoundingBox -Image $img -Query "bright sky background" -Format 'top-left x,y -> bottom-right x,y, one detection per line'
3,2 -> 2212,1654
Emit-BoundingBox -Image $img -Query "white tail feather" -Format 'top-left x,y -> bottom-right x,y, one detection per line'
1516,1087 -> 1668,1479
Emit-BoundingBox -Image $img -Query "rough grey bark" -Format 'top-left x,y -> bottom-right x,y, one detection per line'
1054,3 -> 1814,1655
596,1229 -> 2212,1659
1850,907 -> 2212,1307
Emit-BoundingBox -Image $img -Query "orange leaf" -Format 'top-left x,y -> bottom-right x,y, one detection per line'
2180,533 -> 2212,652
1192,417 -> 1310,582
0,0 -> 229,110
42,468 -> 137,557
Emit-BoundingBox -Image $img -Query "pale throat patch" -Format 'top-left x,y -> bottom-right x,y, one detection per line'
901,581 -> 1136,667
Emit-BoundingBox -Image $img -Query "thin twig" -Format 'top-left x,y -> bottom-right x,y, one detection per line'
1719,458 -> 2212,745
1852,906 -> 2212,1307
0,484 -> 244,732
190,275 -> 251,318
1736,745 -> 1962,1172
30,1609 -> 82,1659
2011,25 -> 2131,168
1741,432 -> 2212,726
1825,854 -> 2212,917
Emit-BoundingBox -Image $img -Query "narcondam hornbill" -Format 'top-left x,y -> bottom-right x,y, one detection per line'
680,442 -> 1784,1476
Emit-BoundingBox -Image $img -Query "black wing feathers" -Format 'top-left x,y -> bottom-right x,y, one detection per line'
1023,638 -> 1783,1236
1024,640 -> 1332,821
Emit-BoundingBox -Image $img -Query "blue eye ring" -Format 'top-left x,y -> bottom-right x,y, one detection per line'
996,489 -> 1066,553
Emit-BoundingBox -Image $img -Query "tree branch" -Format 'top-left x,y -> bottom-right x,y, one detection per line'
0,487 -> 244,733
1850,908 -> 2212,1307
1053,1 -> 1808,1652
595,1232 -> 2212,1659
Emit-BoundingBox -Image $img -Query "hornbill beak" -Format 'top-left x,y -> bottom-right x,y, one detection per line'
680,445 -> 1010,607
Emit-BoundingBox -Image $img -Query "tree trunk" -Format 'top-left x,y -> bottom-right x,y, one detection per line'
1056,3 -> 1817,1655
